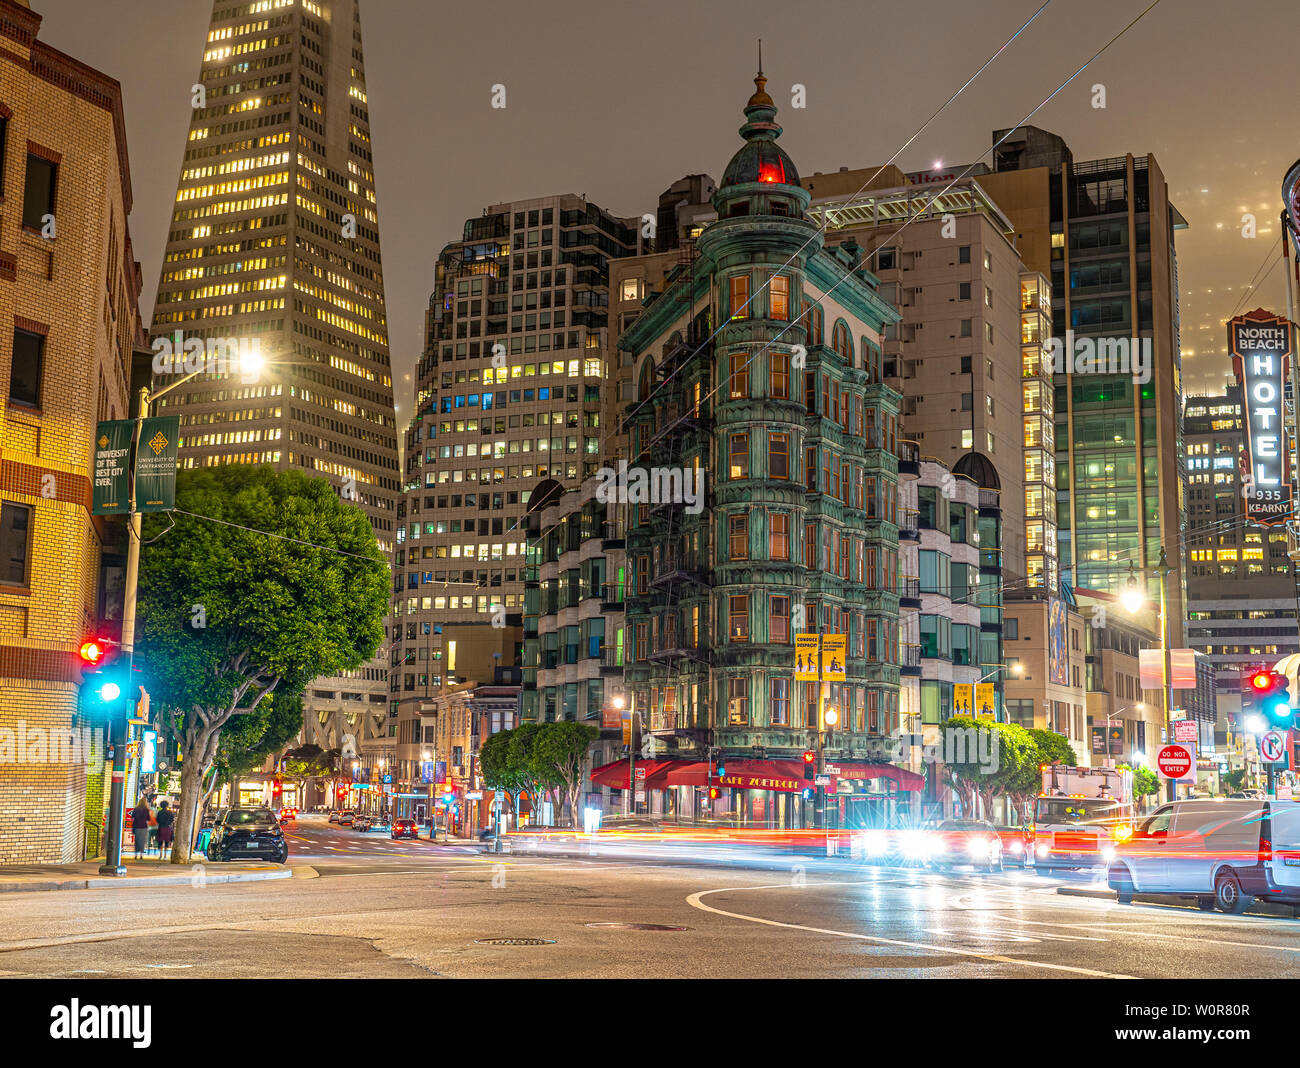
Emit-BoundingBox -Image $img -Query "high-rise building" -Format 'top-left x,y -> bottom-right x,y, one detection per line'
0,0 -> 145,861
149,0 -> 400,752
980,127 -> 1190,645
390,193 -> 638,682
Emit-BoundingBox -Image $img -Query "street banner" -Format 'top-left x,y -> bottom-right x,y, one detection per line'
953,683 -> 974,716
795,633 -> 820,680
420,761 -> 435,783
974,682 -> 996,718
135,415 -> 180,512
1138,649 -> 1164,691
1169,648 -> 1197,690
821,633 -> 846,680
602,705 -> 621,729
92,420 -> 133,515
1228,309 -> 1294,526
621,711 -> 631,745
434,759 -> 447,785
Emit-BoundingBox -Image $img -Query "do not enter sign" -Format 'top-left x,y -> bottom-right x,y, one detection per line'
1157,744 -> 1194,780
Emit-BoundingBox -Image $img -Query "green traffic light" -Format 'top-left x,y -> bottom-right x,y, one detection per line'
99,681 -> 121,702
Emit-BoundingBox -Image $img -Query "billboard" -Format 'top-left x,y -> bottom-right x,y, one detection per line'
1284,158 -> 1300,243
1228,309 -> 1294,526
1047,597 -> 1068,686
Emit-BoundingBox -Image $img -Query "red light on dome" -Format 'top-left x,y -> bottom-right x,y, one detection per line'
758,163 -> 783,183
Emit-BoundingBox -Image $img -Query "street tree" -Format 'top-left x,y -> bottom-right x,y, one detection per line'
137,465 -> 388,863
534,722 -> 599,828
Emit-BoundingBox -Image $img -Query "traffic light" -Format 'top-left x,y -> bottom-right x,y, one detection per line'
802,750 -> 816,781
79,636 -> 126,711
706,787 -> 720,800
715,758 -> 725,778
1251,670 -> 1294,726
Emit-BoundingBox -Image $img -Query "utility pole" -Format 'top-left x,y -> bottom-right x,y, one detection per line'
98,352 -> 262,873
98,411 -> 144,877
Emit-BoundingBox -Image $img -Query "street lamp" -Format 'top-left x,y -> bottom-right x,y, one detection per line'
100,350 -> 267,875
1104,702 -> 1144,768
1123,551 -> 1175,800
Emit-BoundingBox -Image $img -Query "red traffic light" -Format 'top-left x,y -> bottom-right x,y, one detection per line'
802,750 -> 816,764
79,639 -> 107,665
1250,671 -> 1274,692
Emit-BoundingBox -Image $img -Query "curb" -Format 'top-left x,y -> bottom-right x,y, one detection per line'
0,865 -> 294,894
1057,884 -> 1299,918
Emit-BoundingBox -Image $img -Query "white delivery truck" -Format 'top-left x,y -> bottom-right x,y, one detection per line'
1028,765 -> 1133,871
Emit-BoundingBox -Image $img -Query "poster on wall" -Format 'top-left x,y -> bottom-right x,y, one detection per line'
1047,597 -> 1068,685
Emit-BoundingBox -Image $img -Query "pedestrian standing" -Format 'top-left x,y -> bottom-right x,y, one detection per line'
130,798 -> 151,859
155,800 -> 176,859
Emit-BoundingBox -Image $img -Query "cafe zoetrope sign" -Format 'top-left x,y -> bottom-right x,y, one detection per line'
716,773 -> 801,792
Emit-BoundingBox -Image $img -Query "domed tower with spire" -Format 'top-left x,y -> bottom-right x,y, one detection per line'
618,67 -> 908,829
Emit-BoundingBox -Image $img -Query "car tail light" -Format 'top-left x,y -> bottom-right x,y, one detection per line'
1261,835 -> 1273,864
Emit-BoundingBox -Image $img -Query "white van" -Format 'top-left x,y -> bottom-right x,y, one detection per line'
1108,798 -> 1300,913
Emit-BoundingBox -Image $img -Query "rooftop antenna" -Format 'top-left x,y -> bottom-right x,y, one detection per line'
758,38 -> 763,74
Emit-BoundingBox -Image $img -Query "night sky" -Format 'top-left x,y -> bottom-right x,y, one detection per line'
36,0 -> 1300,402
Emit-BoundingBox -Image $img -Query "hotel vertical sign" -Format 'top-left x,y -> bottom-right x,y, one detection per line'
1228,309 -> 1294,526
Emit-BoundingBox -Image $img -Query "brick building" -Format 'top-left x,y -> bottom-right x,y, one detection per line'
0,0 -> 145,861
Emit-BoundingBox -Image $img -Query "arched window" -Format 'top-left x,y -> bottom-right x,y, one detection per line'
831,319 -> 853,362
638,359 -> 655,401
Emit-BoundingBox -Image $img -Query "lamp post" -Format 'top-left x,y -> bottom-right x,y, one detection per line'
1125,550 -> 1176,801
99,348 -> 265,875
1105,703 -> 1144,769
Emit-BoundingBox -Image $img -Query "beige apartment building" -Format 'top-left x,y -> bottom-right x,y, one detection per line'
0,0 -> 145,861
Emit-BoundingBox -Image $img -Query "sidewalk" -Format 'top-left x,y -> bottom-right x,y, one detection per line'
0,854 -> 295,893
1058,884 -> 1300,918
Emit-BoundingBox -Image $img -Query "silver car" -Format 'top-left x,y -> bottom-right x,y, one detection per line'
1109,798 -> 1300,913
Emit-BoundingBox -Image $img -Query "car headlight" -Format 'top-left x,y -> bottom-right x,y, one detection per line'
1008,840 -> 1022,853
1101,844 -> 1116,861
1036,843 -> 1049,858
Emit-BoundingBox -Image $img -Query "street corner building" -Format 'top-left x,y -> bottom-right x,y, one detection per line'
597,72 -> 918,827
0,0 -> 145,861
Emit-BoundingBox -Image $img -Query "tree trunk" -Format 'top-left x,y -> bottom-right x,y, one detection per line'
171,724 -> 217,864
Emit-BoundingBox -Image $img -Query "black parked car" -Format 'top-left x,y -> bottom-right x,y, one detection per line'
207,807 -> 289,863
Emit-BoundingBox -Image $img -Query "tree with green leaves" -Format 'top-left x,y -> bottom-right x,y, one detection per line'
1121,763 -> 1161,805
534,722 -> 599,828
137,465 -> 388,863
938,717 -> 1036,821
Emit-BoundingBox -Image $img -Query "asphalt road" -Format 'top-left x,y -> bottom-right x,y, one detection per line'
2,814 -> 1300,978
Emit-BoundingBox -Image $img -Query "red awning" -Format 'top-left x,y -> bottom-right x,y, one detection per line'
664,762 -> 712,787
589,759 -> 678,790
828,761 -> 925,792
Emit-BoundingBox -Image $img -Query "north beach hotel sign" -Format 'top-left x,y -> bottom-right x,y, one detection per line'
1229,309 -> 1294,525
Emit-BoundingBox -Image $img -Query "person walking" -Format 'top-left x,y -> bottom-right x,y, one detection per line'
130,797 -> 151,860
155,800 -> 176,859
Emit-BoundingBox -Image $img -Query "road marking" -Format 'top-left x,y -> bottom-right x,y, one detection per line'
685,883 -> 1136,978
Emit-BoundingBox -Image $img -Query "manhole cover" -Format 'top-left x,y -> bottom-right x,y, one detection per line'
473,937 -> 556,946
584,923 -> 690,931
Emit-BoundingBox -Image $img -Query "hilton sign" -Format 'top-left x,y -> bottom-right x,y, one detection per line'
1228,309 -> 1294,526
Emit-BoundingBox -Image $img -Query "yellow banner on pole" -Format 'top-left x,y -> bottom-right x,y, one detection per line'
974,682 -> 996,718
795,633 -> 820,680
953,684 -> 974,716
821,634 -> 847,681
